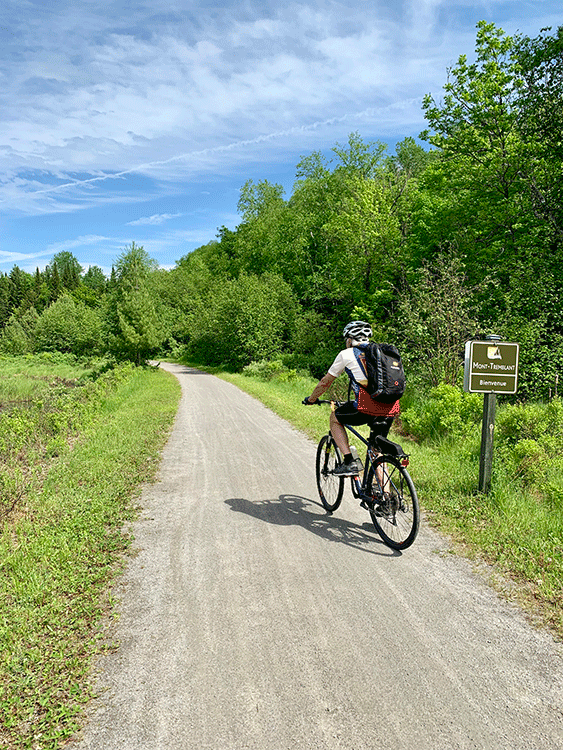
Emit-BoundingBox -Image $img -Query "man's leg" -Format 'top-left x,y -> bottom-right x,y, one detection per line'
329,410 -> 351,456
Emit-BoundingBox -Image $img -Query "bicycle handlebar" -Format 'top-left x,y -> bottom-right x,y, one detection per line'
302,398 -> 343,406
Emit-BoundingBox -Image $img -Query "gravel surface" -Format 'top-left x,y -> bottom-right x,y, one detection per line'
71,363 -> 563,750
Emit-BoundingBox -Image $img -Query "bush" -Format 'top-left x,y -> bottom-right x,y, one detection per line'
34,294 -> 103,355
0,307 -> 39,355
495,398 -> 563,500
496,397 -> 563,449
400,383 -> 482,441
242,359 -> 301,382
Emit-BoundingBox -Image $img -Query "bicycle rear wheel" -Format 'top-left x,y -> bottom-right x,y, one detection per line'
315,434 -> 344,513
366,456 -> 419,550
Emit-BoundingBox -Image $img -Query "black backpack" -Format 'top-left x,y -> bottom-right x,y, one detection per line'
358,343 -> 406,403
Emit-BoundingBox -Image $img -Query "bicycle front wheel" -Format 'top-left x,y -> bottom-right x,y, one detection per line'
366,456 -> 419,550
315,434 -> 344,513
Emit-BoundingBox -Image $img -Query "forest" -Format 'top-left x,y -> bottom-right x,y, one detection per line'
1,22 -> 562,401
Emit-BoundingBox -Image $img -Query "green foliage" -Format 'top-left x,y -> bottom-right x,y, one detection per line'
106,243 -> 165,365
400,383 -> 482,441
34,294 -> 103,356
495,398 -> 563,492
395,252 -> 479,386
496,397 -> 563,447
418,22 -> 563,394
242,359 -> 305,382
188,273 -> 298,370
0,307 -> 39,355
46,251 -> 83,291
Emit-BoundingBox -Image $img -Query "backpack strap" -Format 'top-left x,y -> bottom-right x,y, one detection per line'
352,345 -> 369,381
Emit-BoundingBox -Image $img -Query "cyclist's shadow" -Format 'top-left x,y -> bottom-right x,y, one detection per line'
224,494 -> 400,557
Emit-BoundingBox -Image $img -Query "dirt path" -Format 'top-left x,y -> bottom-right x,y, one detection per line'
71,363 -> 563,749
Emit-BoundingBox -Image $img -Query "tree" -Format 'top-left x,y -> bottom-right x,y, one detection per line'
82,265 -> 107,294
76,265 -> 108,308
114,241 -> 157,284
395,252 -> 479,387
8,267 -> 33,312
420,21 -> 526,285
188,273 -> 298,370
237,179 -> 285,223
332,131 -> 388,180
513,25 -> 563,241
0,275 -> 11,329
419,22 -> 563,392
106,243 -> 164,364
112,284 -> 164,365
0,307 -> 39,355
321,174 -> 402,297
47,251 -> 83,291
34,295 -> 103,355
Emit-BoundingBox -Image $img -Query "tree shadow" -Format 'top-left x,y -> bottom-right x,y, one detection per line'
225,494 -> 401,558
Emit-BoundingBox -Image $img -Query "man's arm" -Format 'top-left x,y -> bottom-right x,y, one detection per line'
305,373 -> 336,403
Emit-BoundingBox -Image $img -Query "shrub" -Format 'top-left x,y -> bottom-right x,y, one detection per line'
496,397 -> 563,450
34,294 -> 103,355
242,359 -> 300,382
495,398 -> 563,502
400,382 -> 482,441
0,307 -> 39,355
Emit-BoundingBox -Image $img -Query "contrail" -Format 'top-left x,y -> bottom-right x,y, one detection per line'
19,101 -> 422,199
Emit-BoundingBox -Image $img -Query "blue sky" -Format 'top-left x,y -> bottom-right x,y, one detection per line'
0,0 -> 560,276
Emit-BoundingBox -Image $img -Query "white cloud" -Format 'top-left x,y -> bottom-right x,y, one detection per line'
127,213 -> 183,226
45,235 -> 112,253
0,0 -> 559,220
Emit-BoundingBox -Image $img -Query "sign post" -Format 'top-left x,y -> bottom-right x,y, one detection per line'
479,392 -> 497,494
464,336 -> 519,493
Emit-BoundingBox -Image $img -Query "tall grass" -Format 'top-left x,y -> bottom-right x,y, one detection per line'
0,353 -> 103,405
0,359 -> 181,749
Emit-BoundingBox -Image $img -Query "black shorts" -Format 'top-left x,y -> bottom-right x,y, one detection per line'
334,402 -> 393,436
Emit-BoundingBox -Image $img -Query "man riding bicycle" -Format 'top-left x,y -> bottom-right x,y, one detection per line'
303,321 -> 399,476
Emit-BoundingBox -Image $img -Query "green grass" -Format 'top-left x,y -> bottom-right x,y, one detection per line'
0,360 -> 181,749
0,353 -> 104,406
3,353 -> 561,749
213,365 -> 563,640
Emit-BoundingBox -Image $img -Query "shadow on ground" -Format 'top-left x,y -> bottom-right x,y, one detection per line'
225,494 -> 400,558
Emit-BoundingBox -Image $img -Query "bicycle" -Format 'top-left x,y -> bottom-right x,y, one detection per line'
314,400 -> 419,550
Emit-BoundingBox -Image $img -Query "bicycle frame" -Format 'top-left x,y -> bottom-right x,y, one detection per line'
313,400 -> 419,549
336,421 -> 394,502
315,398 -> 409,503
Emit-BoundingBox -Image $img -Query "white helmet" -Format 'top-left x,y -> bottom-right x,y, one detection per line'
343,320 -> 372,341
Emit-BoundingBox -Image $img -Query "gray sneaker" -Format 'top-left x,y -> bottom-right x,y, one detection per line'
333,461 -> 359,477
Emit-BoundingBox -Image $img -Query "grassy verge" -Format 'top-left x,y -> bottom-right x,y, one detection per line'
212,366 -> 563,641
0,362 -> 181,749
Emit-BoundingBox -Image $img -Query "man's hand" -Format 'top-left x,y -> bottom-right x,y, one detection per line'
302,396 -> 318,405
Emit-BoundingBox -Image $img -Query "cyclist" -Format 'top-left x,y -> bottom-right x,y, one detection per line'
303,320 -> 398,476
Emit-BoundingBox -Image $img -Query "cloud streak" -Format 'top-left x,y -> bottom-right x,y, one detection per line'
127,213 -> 183,226
1,1 -> 453,207
0,0 -> 560,273
1,98 -> 424,206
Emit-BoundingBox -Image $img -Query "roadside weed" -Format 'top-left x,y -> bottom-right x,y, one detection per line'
0,359 -> 180,749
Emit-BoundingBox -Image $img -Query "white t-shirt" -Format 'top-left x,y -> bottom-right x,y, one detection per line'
328,348 -> 368,387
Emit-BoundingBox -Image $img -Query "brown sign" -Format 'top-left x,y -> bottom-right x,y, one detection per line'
464,341 -> 519,394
